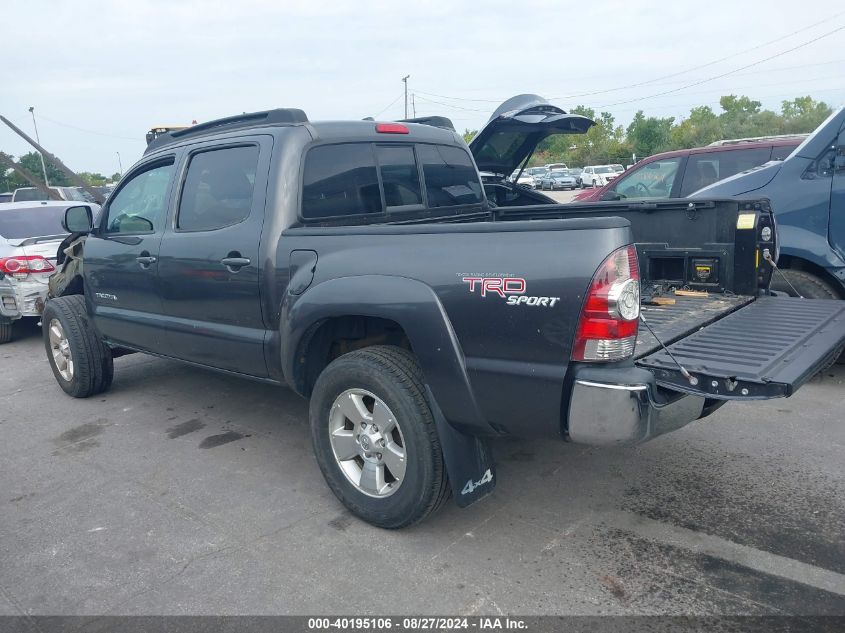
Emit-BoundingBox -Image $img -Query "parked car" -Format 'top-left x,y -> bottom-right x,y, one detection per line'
515,172 -> 536,188
691,108 -> 845,301
580,165 -> 618,188
42,101 -> 845,529
12,186 -> 90,203
610,164 -> 625,174
0,202 -> 74,343
544,162 -> 567,171
568,167 -> 583,187
0,192 -> 12,203
537,169 -> 578,190
574,137 -> 803,202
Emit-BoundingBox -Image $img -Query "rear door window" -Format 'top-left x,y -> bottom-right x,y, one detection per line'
177,145 -> 259,231
302,144 -> 382,219
417,144 -> 483,208
680,147 -> 771,196
376,145 -> 423,209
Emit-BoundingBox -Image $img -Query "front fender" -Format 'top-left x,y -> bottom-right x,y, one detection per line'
281,274 -> 490,434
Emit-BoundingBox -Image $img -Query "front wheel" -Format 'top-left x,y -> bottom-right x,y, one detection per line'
309,346 -> 450,529
0,322 -> 12,344
42,295 -> 113,398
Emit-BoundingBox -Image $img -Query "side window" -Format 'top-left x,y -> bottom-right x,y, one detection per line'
106,161 -> 174,234
803,142 -> 837,180
680,148 -> 770,196
376,145 -> 422,209
302,144 -> 381,219
178,145 -> 259,231
417,144 -> 483,208
613,158 -> 682,199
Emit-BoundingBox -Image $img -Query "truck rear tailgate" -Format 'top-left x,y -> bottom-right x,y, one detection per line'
637,297 -> 845,399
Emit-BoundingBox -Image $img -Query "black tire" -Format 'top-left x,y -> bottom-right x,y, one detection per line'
42,295 -> 114,398
309,345 -> 450,529
769,269 -> 841,300
770,269 -> 844,366
0,322 -> 12,344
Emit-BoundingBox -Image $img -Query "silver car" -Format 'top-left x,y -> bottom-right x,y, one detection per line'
0,202 -> 78,343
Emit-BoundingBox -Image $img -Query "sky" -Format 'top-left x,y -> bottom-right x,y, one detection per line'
2,0 -> 844,177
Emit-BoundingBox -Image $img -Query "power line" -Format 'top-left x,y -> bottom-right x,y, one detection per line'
592,23 -> 845,109
549,10 -> 845,100
34,113 -> 142,142
372,93 -> 404,118
413,94 -> 490,113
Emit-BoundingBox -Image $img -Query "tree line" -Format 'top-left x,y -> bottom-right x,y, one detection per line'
0,150 -> 119,193
463,94 -> 832,168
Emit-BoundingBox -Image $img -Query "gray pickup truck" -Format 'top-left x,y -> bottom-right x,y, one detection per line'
43,95 -> 845,528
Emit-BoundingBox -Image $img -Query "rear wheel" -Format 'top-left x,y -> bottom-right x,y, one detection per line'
309,345 -> 450,529
42,295 -> 113,398
770,269 -> 844,365
0,322 -> 12,344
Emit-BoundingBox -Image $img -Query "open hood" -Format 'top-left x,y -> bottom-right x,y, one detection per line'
468,94 -> 594,176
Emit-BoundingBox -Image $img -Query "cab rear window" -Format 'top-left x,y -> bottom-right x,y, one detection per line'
301,142 -> 482,220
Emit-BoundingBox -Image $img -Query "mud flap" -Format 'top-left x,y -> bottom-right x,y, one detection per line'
424,386 -> 496,508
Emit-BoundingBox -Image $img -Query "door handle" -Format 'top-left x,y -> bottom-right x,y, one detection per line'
221,256 -> 250,270
136,254 -> 157,267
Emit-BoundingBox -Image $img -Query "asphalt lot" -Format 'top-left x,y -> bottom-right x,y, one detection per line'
1,312 -> 844,616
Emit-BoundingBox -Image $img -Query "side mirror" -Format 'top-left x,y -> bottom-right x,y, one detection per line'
836,130 -> 845,152
62,205 -> 94,233
600,190 -> 621,201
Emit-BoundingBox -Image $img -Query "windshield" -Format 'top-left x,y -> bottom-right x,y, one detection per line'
611,164 -> 624,172
594,166 -> 612,174
0,206 -> 67,239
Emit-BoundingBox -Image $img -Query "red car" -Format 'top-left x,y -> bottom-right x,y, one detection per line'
573,136 -> 805,202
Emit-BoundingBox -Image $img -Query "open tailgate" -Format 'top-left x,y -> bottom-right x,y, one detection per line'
637,297 -> 845,399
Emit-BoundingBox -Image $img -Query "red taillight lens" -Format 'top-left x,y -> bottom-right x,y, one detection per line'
375,122 -> 409,134
572,245 -> 640,362
0,255 -> 56,278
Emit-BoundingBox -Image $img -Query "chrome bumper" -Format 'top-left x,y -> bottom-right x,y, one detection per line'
567,376 -> 705,446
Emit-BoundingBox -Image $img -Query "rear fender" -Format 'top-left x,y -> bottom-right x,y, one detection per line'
281,275 -> 497,505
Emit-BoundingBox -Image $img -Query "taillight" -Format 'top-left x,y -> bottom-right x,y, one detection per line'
0,255 -> 56,279
572,245 -> 640,362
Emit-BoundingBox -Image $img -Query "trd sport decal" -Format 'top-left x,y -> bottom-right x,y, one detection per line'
461,276 -> 560,307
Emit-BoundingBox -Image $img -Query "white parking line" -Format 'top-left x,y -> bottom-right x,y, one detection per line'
602,511 -> 845,596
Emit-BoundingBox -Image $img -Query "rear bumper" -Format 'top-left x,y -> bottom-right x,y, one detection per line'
566,365 -> 705,446
0,277 -> 48,322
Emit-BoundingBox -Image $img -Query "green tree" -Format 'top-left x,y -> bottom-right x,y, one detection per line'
781,96 -> 832,134
462,128 -> 477,143
626,111 -> 674,159
78,172 -> 109,186
670,106 -> 722,149
16,151 -> 71,187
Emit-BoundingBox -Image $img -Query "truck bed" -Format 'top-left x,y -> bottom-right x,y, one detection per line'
635,294 -> 753,359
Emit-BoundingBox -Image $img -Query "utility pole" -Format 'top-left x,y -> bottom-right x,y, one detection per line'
28,107 -> 49,187
116,151 -> 123,176
402,75 -> 410,119
411,93 -> 416,118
